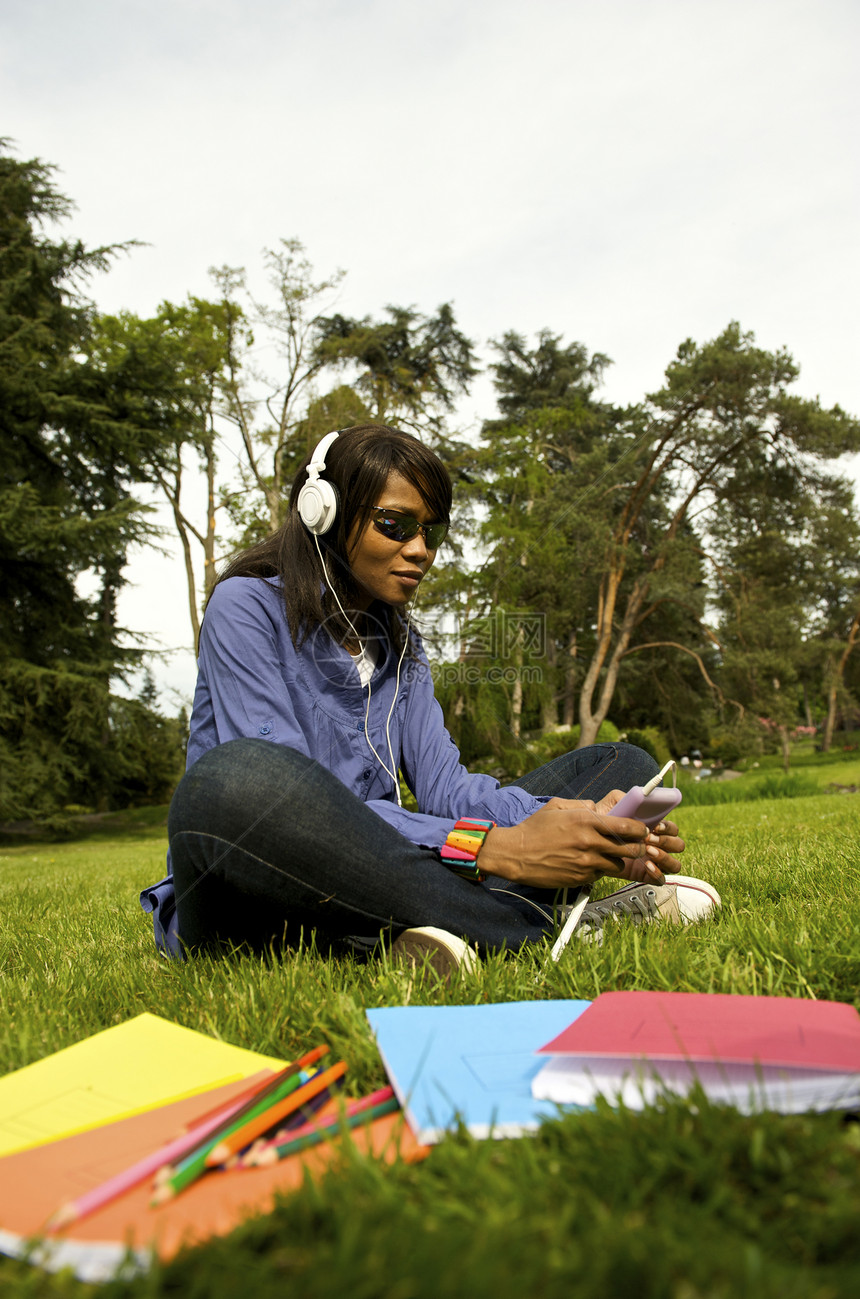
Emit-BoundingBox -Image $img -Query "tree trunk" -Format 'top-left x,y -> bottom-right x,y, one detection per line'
822,682 -> 838,753
578,579 -> 647,746
510,624 -> 524,740
174,503 -> 201,650
95,560 -> 123,813
540,638 -> 557,732
802,683 -> 814,728
821,605 -> 860,752
778,724 -> 791,774
203,442 -> 218,598
563,632 -> 577,728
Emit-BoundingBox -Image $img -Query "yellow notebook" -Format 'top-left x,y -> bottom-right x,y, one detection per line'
0,1013 -> 285,1158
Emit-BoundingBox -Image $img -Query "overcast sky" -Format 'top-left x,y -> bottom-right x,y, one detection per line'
3,0 -> 859,707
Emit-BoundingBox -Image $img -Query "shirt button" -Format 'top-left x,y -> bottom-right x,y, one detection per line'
259,725 -> 272,735
363,769 -> 372,780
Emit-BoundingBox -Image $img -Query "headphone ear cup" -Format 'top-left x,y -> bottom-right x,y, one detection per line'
297,478 -> 340,535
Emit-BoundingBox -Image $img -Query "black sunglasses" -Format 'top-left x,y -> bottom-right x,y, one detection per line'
369,507 -> 449,550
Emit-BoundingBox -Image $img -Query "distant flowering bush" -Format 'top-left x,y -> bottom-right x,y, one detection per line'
756,717 -> 818,739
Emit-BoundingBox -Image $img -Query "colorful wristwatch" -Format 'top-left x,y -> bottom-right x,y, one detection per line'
439,817 -> 496,883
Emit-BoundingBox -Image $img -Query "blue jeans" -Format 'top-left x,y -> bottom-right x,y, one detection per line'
168,739 -> 658,956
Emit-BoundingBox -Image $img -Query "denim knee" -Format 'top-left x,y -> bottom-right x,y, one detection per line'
168,738 -> 314,842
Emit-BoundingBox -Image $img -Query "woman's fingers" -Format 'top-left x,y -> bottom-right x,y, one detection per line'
480,799 -> 683,889
647,829 -> 685,858
594,789 -> 626,815
616,857 -> 665,884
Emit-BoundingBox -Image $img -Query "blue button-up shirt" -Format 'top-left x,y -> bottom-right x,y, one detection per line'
188,576 -> 545,848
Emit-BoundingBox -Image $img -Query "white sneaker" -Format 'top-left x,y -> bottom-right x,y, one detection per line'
577,876 -> 721,942
390,926 -> 479,978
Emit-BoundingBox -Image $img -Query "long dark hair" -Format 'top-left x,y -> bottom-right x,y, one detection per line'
212,424 -> 452,652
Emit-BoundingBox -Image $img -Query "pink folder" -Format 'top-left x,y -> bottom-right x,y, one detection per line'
537,991 -> 860,1071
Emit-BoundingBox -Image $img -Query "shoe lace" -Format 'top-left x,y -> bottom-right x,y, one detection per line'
579,886 -> 659,930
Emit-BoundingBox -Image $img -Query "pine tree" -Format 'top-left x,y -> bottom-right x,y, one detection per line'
0,142 -> 175,822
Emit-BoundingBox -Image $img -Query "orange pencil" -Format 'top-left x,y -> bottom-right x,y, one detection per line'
204,1062 -> 347,1166
150,1045 -> 330,1197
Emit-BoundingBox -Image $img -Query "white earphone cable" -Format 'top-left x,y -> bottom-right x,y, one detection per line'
314,533 -> 410,808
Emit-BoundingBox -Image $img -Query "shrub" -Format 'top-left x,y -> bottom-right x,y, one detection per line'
621,727 -> 672,768
680,770 -> 820,805
497,722 -> 622,780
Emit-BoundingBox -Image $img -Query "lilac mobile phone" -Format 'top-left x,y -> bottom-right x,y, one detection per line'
609,784 -> 683,827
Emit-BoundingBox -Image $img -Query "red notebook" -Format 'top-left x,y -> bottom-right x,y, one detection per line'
532,991 -> 860,1115
537,990 -> 860,1069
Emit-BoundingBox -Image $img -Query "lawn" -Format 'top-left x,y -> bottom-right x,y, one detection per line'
1,745 -> 859,1297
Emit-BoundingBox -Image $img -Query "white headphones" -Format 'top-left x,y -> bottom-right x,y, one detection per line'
297,430 -> 340,535
297,426 -> 412,808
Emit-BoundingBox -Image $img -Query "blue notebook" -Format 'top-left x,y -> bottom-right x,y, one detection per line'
366,1000 -> 590,1143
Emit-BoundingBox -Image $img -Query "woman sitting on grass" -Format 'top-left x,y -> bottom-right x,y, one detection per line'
145,424 -> 720,972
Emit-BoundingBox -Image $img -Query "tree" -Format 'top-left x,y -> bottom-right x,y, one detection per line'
314,302 -> 478,435
86,243 -> 479,646
469,331 -> 662,749
805,491 -> 860,750
88,297 -> 242,645
211,240 -> 349,536
686,378 -> 860,764
470,323 -> 860,760
0,143 -> 174,821
572,324 -> 860,746
425,332 -> 622,761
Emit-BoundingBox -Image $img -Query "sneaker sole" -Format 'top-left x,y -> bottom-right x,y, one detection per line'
662,875 -> 722,922
390,926 -> 478,978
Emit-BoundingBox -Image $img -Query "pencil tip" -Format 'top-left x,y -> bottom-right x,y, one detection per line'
44,1204 -> 75,1233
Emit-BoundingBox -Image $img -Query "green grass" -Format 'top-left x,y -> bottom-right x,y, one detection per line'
1,750 -> 859,1297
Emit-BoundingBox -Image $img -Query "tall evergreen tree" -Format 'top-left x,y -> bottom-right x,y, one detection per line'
0,143 -> 176,821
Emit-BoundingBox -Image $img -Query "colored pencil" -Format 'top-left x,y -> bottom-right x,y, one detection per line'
150,1070 -> 312,1200
153,1071 -> 319,1188
45,1053 -> 327,1231
150,1049 -> 331,1204
166,1045 -> 329,1176
203,1062 -> 347,1168
246,1085 -> 397,1165
228,1085 -> 337,1168
181,1066 -> 295,1129
251,1095 -> 400,1166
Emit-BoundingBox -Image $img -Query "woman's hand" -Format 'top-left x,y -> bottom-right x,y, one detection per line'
597,789 -> 685,883
478,794 -> 685,888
